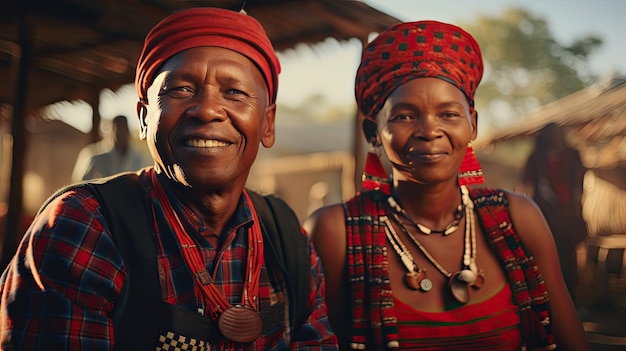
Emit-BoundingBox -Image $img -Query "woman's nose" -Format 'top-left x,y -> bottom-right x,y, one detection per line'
413,117 -> 441,140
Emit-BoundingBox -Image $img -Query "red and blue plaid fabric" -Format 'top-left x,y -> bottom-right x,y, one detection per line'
0,168 -> 337,350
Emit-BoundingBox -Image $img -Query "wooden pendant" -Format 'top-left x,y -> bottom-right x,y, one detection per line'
404,271 -> 421,290
404,268 -> 428,291
218,305 -> 263,343
471,270 -> 485,290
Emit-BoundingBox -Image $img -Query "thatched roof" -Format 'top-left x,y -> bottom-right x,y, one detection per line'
477,76 -> 626,146
1,0 -> 400,110
475,76 -> 626,170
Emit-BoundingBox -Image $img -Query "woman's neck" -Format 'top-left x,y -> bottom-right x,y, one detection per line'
391,180 -> 462,227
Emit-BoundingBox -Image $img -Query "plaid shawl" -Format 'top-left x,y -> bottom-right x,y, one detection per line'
344,188 -> 556,350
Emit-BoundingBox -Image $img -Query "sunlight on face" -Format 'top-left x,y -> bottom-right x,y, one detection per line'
141,47 -> 275,190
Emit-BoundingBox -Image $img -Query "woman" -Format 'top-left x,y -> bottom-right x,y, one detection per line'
306,20 -> 589,350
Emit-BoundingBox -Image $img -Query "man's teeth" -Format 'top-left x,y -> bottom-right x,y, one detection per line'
186,139 -> 229,147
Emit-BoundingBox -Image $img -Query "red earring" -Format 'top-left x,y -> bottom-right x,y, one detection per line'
458,143 -> 484,186
362,149 -> 390,194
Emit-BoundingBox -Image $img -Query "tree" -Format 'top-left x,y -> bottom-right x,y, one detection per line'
463,8 -> 603,132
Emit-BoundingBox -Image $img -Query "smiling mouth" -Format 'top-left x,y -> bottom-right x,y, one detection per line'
407,152 -> 446,163
185,139 -> 230,148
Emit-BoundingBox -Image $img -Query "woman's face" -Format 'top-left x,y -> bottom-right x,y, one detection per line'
377,77 -> 477,185
140,46 -> 276,189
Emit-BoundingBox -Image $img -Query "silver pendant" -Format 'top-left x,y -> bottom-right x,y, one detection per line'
419,277 -> 433,292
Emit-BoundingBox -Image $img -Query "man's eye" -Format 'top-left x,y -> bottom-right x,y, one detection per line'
225,88 -> 245,95
441,111 -> 460,118
160,86 -> 193,97
391,114 -> 413,121
171,86 -> 193,93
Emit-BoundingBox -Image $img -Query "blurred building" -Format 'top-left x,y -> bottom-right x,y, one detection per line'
248,151 -> 355,223
476,76 -> 626,236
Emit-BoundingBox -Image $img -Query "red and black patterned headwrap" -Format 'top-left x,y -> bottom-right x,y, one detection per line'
136,7 -> 281,104
355,20 -> 483,141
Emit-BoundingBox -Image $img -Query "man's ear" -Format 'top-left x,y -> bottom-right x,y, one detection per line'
137,101 -> 148,140
260,103 -> 276,148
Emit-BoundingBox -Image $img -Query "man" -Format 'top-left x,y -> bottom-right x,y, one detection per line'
72,115 -> 150,181
0,7 -> 337,350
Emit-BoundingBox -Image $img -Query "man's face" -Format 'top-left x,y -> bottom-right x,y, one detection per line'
141,46 -> 276,190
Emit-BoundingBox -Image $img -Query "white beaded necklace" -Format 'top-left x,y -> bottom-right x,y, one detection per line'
383,185 -> 485,304
387,195 -> 464,236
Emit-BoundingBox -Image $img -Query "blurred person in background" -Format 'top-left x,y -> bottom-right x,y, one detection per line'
523,122 -> 588,301
72,114 -> 150,181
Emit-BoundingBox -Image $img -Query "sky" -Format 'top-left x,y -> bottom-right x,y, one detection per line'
50,0 -> 626,133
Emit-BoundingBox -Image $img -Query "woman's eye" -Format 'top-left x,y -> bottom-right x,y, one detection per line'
391,114 -> 413,121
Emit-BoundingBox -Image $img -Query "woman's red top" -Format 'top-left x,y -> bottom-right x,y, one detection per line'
395,284 -> 522,350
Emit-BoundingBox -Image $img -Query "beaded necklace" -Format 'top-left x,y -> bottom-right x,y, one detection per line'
387,194 -> 464,235
384,185 -> 485,304
383,216 -> 432,292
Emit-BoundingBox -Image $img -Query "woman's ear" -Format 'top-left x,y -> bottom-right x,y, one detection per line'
469,109 -> 478,141
369,133 -> 382,147
137,101 -> 148,140
363,119 -> 381,147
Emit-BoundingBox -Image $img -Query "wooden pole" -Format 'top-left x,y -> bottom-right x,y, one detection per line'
352,36 -> 369,193
1,2 -> 32,270
87,88 -> 102,144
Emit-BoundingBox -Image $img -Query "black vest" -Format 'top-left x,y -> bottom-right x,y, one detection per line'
41,170 -> 310,350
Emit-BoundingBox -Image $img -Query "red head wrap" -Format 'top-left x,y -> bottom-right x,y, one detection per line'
355,20 -> 483,140
135,7 -> 281,104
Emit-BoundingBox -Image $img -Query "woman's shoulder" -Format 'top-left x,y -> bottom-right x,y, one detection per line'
304,203 -> 346,239
469,187 -> 537,209
481,188 -> 551,243
470,187 -> 545,230
498,188 -> 543,215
